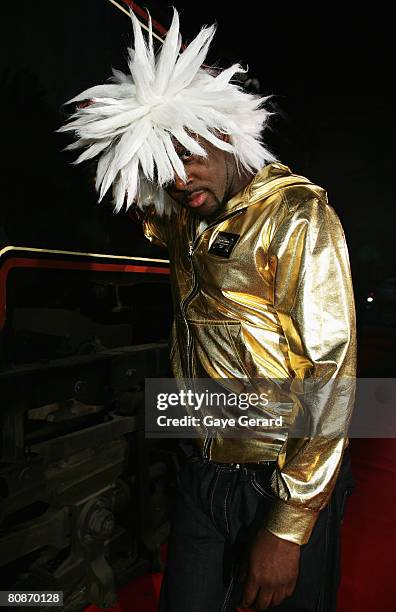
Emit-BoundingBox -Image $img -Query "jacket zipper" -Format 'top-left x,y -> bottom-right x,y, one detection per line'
180,208 -> 246,459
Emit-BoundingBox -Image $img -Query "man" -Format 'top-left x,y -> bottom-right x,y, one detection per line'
60,9 -> 356,611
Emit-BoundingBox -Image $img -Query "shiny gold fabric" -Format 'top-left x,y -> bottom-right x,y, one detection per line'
143,162 -> 356,545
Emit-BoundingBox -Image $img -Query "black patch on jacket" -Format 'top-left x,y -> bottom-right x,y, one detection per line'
208,232 -> 240,258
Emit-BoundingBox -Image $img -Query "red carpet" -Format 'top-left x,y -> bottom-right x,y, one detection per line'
337,438 -> 396,611
84,572 -> 162,612
86,439 -> 396,611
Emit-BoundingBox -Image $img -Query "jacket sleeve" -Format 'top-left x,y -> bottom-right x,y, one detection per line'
264,192 -> 356,545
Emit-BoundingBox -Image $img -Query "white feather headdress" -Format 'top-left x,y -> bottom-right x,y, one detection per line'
60,9 -> 276,214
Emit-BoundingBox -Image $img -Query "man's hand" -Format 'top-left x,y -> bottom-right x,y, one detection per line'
240,527 -> 300,610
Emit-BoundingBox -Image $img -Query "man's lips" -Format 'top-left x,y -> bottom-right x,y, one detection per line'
186,190 -> 207,208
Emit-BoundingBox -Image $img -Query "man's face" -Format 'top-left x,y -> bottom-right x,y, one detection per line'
165,136 -> 237,218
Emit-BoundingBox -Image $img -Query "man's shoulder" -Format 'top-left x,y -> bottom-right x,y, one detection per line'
278,181 -> 328,215
271,165 -> 327,211
257,165 -> 345,248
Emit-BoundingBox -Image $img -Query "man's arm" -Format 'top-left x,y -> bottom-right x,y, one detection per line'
242,191 -> 356,609
265,193 -> 356,543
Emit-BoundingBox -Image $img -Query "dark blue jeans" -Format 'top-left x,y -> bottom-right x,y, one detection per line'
159,449 -> 354,612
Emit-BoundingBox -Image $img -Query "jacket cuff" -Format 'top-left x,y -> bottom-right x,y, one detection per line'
265,498 -> 320,545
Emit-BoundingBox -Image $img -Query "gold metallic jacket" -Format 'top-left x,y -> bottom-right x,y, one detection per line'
143,162 -> 356,545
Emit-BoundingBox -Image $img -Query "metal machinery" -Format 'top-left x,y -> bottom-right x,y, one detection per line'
0,2 -> 181,608
0,241 -> 176,610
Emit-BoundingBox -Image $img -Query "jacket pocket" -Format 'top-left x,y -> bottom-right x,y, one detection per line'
189,320 -> 253,381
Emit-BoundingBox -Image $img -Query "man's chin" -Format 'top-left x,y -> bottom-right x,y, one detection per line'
191,200 -> 221,218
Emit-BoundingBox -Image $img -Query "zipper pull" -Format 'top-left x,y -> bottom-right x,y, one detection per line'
188,244 -> 193,257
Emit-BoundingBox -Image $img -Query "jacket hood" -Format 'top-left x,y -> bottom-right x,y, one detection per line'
219,162 -> 315,218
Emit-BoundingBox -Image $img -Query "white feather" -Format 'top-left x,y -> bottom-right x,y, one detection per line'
154,9 -> 182,96
170,25 -> 216,93
138,141 -> 155,181
74,138 -> 111,164
172,128 -> 207,157
61,8 -> 276,214
124,157 -> 139,209
111,68 -> 133,84
161,130 -> 187,181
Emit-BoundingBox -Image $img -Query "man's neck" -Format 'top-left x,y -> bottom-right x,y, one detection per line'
227,167 -> 256,202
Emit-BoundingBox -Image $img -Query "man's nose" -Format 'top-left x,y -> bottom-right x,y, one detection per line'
174,173 -> 191,191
